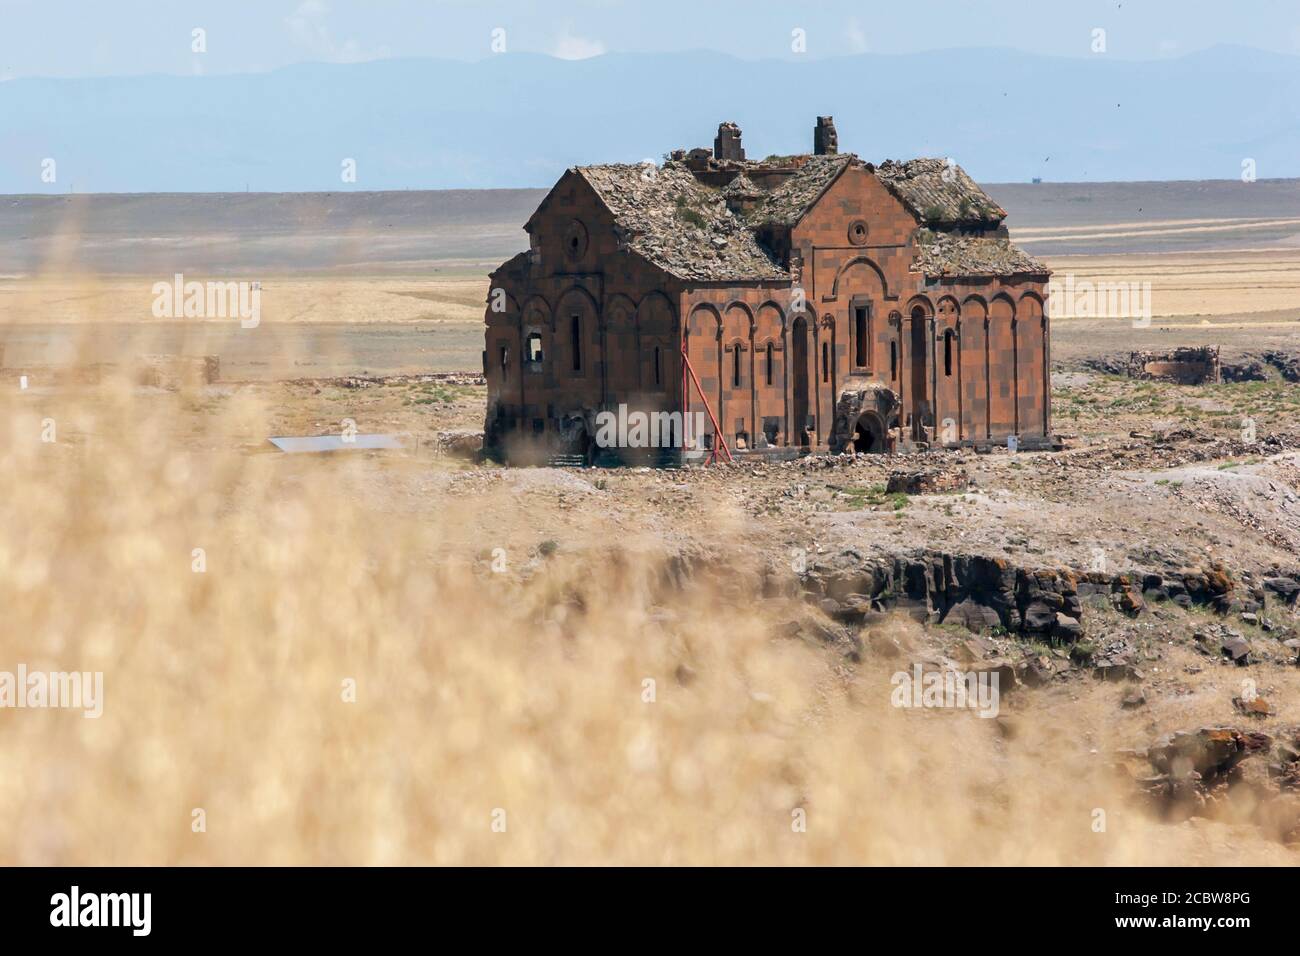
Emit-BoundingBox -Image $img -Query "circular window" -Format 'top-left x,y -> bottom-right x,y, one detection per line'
564,220 -> 589,260
848,219 -> 869,245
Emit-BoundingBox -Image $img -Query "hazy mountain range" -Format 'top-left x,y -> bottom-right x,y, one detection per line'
2,45 -> 1299,193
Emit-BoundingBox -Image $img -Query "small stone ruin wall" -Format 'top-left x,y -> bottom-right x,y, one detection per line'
1127,346 -> 1220,384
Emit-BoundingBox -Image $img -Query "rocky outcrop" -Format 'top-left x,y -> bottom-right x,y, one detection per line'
798,548 -> 1300,640
799,550 -> 1080,638
1221,350 -> 1300,383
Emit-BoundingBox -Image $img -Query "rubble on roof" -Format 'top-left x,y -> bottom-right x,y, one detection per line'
749,154 -> 853,228
912,228 -> 1048,278
721,172 -> 760,197
576,163 -> 788,282
876,158 -> 1006,225
550,148 -> 1037,282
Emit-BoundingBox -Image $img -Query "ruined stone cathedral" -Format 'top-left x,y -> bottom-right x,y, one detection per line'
483,118 -> 1054,464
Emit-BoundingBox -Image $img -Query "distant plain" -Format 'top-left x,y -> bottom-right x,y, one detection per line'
3,178 -> 1299,377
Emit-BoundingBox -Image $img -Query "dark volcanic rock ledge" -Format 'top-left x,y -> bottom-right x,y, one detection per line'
795,548 -> 1300,642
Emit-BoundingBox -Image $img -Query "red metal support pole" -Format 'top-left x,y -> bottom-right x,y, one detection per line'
682,333 -> 690,455
681,346 -> 733,464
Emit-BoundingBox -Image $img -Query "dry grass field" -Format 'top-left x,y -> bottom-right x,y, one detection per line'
1046,251 -> 1300,319
4,253 -> 1299,385
4,368 -> 1299,866
5,183 -> 1300,865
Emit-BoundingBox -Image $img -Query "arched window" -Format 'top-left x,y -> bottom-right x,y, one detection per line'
732,344 -> 742,388
526,332 -> 543,363
570,315 -> 582,372
653,346 -> 662,386
821,342 -> 830,383
890,341 -> 897,380
765,343 -> 773,386
944,329 -> 954,376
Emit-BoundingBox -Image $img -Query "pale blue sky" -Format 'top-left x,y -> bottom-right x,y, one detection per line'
1,0 -> 1297,79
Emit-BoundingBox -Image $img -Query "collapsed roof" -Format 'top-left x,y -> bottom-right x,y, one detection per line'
874,158 -> 1007,226
574,164 -> 788,283
912,228 -> 1048,278
748,154 -> 853,229
541,147 -> 1039,282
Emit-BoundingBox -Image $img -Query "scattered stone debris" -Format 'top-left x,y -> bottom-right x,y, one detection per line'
1270,733 -> 1300,790
1141,726 -> 1273,797
912,228 -> 1046,278
1233,695 -> 1274,718
434,429 -> 483,458
1122,687 -> 1147,709
285,371 -> 485,389
885,468 -> 970,495
1221,633 -> 1252,665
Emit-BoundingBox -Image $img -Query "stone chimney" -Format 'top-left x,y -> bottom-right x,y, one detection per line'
714,122 -> 744,162
814,116 -> 838,155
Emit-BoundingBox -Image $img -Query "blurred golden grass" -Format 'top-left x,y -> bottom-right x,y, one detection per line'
0,356 -> 1296,865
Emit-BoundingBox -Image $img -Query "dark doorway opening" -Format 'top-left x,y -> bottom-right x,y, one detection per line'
853,413 -> 884,453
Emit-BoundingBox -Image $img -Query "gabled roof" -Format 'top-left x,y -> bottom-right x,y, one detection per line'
874,158 -> 1006,226
912,228 -> 1048,278
573,164 -> 787,283
522,150 -> 1038,283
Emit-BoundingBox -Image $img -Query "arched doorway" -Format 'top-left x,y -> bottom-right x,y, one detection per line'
852,412 -> 885,453
791,316 -> 810,445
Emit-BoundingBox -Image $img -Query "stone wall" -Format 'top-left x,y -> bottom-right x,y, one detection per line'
483,172 -> 684,462
1128,346 -> 1221,384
